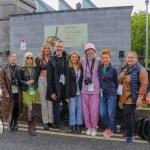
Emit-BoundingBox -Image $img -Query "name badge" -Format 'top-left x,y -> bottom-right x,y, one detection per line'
88,83 -> 94,92
117,84 -> 123,95
60,74 -> 65,85
12,85 -> 18,93
76,85 -> 80,95
28,86 -> 35,96
100,88 -> 103,97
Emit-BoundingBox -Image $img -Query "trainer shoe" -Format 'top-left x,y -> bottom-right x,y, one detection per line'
103,130 -> 113,138
43,124 -> 49,130
86,128 -> 92,136
100,129 -> 108,136
125,136 -> 135,145
91,128 -> 97,136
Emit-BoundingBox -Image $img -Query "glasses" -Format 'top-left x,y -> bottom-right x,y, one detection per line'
26,57 -> 33,60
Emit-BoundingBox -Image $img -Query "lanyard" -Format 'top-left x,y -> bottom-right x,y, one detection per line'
85,58 -> 95,79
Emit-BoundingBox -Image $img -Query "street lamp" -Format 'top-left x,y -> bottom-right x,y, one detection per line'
145,0 -> 149,68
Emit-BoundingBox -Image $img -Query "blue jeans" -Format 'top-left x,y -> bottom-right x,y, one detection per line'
69,95 -> 83,126
100,96 -> 117,131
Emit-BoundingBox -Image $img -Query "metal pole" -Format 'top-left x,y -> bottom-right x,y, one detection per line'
145,0 -> 149,68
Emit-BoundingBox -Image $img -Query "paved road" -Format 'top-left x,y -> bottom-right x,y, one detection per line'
0,123 -> 149,150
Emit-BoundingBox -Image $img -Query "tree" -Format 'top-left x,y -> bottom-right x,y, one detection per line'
131,11 -> 150,66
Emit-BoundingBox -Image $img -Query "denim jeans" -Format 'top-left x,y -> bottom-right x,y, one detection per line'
100,96 -> 117,131
69,95 -> 83,126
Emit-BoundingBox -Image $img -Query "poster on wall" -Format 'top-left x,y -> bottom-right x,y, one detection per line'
44,24 -> 88,47
20,38 -> 27,50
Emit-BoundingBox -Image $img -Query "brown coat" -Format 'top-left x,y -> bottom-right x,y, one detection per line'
0,64 -> 22,122
119,67 -> 148,104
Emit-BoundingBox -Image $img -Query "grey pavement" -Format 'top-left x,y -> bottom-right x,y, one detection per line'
0,125 -> 149,150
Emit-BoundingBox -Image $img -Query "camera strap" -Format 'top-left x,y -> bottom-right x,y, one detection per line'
86,58 -> 95,79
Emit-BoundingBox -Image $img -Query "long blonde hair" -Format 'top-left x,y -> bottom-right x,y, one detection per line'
22,52 -> 36,67
38,43 -> 51,60
68,51 -> 81,69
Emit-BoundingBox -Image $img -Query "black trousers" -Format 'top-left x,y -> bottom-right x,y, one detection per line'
123,104 -> 136,137
11,93 -> 19,125
53,84 -> 68,124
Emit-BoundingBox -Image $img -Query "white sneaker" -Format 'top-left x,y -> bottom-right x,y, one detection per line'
91,128 -> 97,136
86,129 -> 92,136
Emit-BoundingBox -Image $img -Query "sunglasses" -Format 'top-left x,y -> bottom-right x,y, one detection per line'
26,57 -> 33,60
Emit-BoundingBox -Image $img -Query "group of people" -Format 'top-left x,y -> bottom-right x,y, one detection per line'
0,40 -> 148,145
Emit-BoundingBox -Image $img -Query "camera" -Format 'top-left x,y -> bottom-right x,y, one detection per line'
84,77 -> 92,85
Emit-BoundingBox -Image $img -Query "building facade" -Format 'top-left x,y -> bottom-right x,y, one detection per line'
0,0 -> 36,66
9,6 -> 132,70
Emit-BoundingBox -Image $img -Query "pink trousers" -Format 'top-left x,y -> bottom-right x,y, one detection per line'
82,93 -> 99,129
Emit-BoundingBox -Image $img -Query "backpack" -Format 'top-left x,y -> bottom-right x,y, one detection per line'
135,117 -> 150,143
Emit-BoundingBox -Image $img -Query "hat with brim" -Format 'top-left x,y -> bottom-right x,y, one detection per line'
84,43 -> 96,53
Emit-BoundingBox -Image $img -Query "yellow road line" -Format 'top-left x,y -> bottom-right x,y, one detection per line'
3,125 -> 148,144
4,123 -> 148,144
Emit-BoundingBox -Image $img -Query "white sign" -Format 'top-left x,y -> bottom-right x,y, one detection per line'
20,38 -> 27,50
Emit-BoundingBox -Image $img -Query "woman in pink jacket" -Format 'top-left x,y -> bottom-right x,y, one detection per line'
81,43 -> 100,136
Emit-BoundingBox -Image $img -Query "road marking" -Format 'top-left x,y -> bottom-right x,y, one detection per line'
3,123 -> 149,144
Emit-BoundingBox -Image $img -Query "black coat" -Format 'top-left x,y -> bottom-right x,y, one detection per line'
65,66 -> 83,99
46,51 -> 68,101
19,67 -> 38,91
35,57 -> 41,79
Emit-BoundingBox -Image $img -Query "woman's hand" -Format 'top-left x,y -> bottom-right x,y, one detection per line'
118,101 -> 124,109
27,79 -> 34,86
136,96 -> 143,108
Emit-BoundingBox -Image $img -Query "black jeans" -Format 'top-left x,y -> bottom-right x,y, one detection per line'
123,104 -> 136,137
53,101 -> 68,124
53,84 -> 68,125
11,93 -> 19,125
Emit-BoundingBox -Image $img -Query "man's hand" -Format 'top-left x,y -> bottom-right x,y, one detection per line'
65,99 -> 70,103
51,93 -> 57,101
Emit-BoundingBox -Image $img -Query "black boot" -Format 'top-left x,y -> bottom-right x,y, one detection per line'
8,122 -> 13,132
13,121 -> 18,131
48,123 -> 57,129
76,125 -> 81,134
71,125 -> 76,134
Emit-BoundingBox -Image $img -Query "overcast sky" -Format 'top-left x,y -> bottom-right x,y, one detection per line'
42,0 -> 150,13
